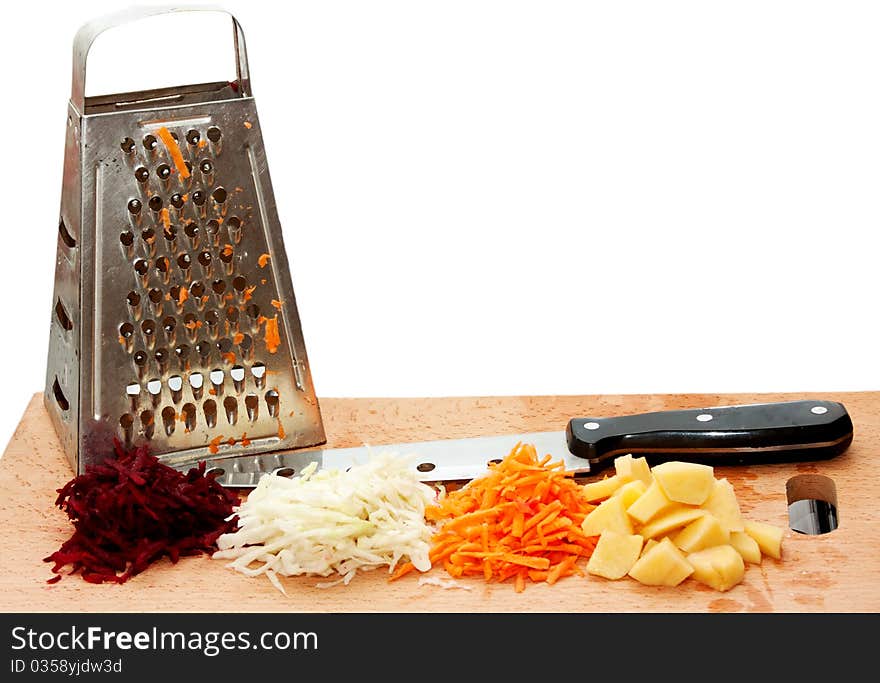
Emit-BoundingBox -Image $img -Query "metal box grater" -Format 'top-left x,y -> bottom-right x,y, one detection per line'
45,7 -> 326,474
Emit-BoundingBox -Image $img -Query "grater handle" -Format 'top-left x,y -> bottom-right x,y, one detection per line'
71,5 -> 251,113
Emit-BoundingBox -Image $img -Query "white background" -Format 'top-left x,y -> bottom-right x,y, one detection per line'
1,0 -> 878,455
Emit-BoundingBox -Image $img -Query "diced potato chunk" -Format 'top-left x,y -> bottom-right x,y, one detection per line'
638,506 -> 705,539
687,545 -> 745,592
581,494 -> 633,536
729,530 -> 762,564
611,479 -> 648,508
641,538 -> 658,556
581,475 -> 624,502
744,520 -> 784,560
628,537 -> 694,587
702,478 -> 744,533
614,454 -> 653,486
672,513 -> 730,553
626,480 -> 675,524
586,530 -> 644,580
651,461 -> 715,505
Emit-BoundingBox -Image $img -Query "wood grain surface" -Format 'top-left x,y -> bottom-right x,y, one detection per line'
1,391 -> 877,613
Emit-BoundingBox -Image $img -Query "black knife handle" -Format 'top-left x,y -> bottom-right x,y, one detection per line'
565,400 -> 853,473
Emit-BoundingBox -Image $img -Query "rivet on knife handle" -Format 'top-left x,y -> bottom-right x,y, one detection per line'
565,400 -> 854,472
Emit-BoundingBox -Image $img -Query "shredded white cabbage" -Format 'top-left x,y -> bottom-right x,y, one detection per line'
213,451 -> 436,592
417,575 -> 474,591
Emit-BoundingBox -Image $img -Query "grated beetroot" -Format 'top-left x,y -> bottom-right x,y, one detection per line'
44,442 -> 239,584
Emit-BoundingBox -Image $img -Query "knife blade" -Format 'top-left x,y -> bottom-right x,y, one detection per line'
181,399 -> 853,487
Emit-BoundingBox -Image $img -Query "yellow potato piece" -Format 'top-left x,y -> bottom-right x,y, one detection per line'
611,479 -> 648,508
729,531 -> 762,564
628,537 -> 694,587
702,478 -> 744,533
641,538 -> 659,556
626,480 -> 676,525
687,545 -> 745,592
651,461 -> 715,505
581,475 -> 624,502
744,520 -> 784,560
614,454 -> 653,486
638,506 -> 705,540
581,494 -> 634,537
587,531 -> 644,580
672,513 -> 730,553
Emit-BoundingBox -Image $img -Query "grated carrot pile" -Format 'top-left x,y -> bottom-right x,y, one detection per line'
391,443 -> 599,592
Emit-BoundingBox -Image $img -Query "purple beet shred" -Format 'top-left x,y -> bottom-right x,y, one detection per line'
45,442 -> 239,584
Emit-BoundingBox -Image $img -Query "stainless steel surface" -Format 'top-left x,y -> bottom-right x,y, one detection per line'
187,431 -> 589,487
788,499 -> 839,535
45,8 -> 326,475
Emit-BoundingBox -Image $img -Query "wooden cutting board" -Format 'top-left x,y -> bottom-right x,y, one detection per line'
1,391 -> 877,613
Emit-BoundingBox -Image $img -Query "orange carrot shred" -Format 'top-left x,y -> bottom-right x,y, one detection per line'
258,253 -> 271,268
156,126 -> 190,179
264,315 -> 281,354
389,561 -> 415,581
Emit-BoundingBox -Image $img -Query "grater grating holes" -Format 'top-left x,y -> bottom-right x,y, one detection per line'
58,218 -> 77,249
133,258 -> 148,276
162,406 -> 176,436
112,122 -> 298,448
226,215 -> 242,243
265,390 -> 279,418
203,399 -> 217,428
176,252 -> 192,273
141,410 -> 155,439
251,362 -> 266,389
205,309 -> 219,331
238,334 -> 253,361
224,396 -> 238,425
52,378 -> 70,412
133,350 -> 148,380
120,413 -> 134,446
168,375 -> 183,403
120,137 -> 136,154
174,343 -> 189,369
55,299 -> 73,331
181,403 -> 197,432
188,372 -> 203,400
244,394 -> 259,422
142,226 -> 157,246
230,366 -> 245,392
154,347 -> 169,373
195,339 -> 212,362
209,368 -> 224,390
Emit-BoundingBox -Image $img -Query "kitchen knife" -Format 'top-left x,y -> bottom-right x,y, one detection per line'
183,399 -> 853,487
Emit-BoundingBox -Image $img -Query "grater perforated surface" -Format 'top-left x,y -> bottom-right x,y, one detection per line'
45,8 -> 325,474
